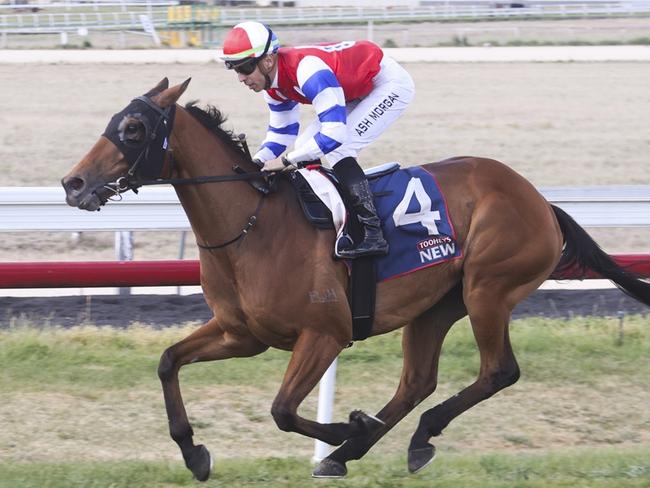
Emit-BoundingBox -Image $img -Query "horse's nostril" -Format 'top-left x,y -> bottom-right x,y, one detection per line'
63,176 -> 85,193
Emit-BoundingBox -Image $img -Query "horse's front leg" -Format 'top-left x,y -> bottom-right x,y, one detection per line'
270,329 -> 381,446
157,318 -> 268,481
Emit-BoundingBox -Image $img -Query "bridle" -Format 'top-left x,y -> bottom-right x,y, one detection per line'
100,94 -> 275,250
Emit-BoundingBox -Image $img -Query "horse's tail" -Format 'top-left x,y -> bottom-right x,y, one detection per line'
551,204 -> 650,306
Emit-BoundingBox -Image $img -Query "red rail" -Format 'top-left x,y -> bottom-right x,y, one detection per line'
0,255 -> 648,289
0,260 -> 199,288
549,254 -> 650,280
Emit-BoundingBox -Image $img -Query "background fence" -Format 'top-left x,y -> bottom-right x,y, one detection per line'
1,185 -> 649,288
2,1 -> 650,48
4,1 -> 650,34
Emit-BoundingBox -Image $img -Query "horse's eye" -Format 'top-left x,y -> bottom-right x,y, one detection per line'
118,114 -> 147,147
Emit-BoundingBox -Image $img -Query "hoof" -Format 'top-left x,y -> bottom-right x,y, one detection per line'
408,443 -> 436,474
185,444 -> 213,482
349,410 -> 385,435
312,458 -> 348,478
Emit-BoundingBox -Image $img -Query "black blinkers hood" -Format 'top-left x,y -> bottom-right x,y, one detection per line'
102,95 -> 176,179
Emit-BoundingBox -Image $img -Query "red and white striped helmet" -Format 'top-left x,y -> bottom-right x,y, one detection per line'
221,21 -> 279,64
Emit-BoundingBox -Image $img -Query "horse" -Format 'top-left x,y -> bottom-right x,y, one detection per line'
61,78 -> 650,481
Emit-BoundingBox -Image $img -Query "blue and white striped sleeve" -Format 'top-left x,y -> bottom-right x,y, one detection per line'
253,91 -> 300,162
285,56 -> 347,164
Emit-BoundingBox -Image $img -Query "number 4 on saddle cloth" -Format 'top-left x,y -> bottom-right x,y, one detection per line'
290,162 -> 462,282
288,162 -> 462,341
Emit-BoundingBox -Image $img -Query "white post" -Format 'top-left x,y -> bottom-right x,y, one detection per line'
176,230 -> 187,295
115,230 -> 133,261
139,14 -> 161,46
313,358 -> 338,463
115,230 -> 133,296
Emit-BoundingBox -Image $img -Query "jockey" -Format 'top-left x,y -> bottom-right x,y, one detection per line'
222,21 -> 415,259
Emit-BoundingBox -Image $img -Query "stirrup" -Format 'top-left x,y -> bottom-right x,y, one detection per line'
336,239 -> 389,259
335,233 -> 354,258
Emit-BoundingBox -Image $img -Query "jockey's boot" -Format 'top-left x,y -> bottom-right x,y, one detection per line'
333,157 -> 389,259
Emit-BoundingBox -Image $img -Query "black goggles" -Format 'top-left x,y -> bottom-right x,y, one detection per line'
225,57 -> 259,75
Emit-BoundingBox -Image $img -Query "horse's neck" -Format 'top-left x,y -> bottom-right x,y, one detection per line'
169,109 -> 263,253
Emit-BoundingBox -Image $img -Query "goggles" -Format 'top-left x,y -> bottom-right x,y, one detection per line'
225,57 -> 259,75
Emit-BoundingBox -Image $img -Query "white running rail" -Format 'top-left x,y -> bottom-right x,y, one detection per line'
2,185 -> 649,232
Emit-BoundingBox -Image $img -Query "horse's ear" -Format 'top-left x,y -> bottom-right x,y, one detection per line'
153,78 -> 191,108
145,77 -> 170,97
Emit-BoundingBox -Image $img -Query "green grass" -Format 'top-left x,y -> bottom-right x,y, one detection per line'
0,324 -> 291,393
1,316 -> 648,393
1,446 -> 649,488
1,317 -> 648,486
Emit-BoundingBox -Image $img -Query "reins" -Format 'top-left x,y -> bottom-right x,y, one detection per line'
196,193 -> 266,250
127,169 -> 272,189
122,170 -> 275,252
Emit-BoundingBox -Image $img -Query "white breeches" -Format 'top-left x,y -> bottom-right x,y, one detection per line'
294,56 -> 415,168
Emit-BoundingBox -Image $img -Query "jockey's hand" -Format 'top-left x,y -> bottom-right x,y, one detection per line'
261,156 -> 294,173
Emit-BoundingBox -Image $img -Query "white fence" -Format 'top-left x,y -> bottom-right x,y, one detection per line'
0,0 -> 174,34
2,185 -> 649,232
2,184 -> 649,262
217,2 -> 650,26
3,1 -> 650,35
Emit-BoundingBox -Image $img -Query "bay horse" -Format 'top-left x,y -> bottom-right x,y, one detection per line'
62,78 -> 650,481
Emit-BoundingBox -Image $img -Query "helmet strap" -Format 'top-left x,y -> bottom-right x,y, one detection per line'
258,53 -> 276,90
260,25 -> 273,90
261,26 -> 272,56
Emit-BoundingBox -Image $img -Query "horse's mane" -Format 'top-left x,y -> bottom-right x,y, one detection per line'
184,101 -> 248,158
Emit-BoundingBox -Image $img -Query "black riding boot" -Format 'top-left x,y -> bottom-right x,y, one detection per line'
333,157 -> 389,259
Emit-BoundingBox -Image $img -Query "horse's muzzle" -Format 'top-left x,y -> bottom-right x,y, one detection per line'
61,175 -> 103,211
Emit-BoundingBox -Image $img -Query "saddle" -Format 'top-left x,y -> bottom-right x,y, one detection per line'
287,162 -> 400,234
287,163 -> 400,342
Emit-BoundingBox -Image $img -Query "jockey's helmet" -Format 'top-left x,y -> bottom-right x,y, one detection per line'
221,22 -> 279,73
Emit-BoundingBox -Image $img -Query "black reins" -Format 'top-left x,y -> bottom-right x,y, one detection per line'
196,194 -> 266,250
126,171 -> 272,252
128,170 -> 272,190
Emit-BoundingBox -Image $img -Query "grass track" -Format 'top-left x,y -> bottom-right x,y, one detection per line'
1,316 -> 648,486
1,446 -> 650,487
2,316 -> 649,392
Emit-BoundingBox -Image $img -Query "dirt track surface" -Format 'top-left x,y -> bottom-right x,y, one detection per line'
2,289 -> 647,329
1,60 -> 649,265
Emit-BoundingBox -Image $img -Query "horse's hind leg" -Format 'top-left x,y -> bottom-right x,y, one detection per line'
158,318 -> 268,481
407,257 -> 561,472
407,285 -> 522,472
314,284 -> 467,478
405,192 -> 562,473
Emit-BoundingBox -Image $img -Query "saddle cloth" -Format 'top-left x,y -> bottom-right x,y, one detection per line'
296,163 -> 463,282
